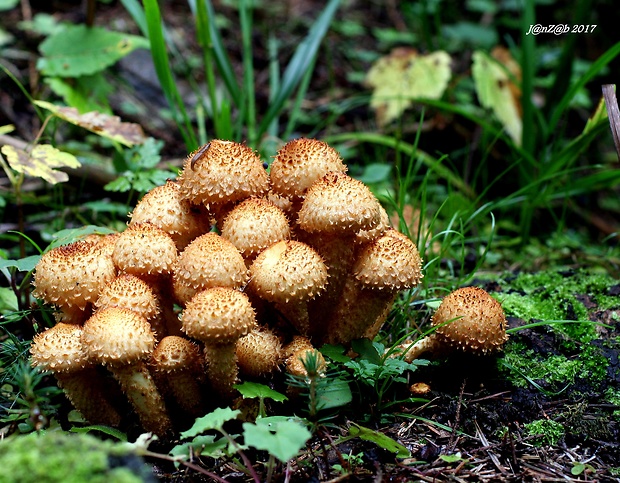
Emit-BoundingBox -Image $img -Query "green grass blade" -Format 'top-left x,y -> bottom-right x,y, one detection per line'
324,131 -> 476,199
257,0 -> 341,140
239,0 -> 257,145
548,40 -> 620,134
520,0 -> 536,166
143,0 -> 197,149
118,0 -> 147,36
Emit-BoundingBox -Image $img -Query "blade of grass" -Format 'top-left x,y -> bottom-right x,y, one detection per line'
257,0 -> 341,140
324,131 -> 475,199
239,0 -> 257,146
143,0 -> 197,150
520,0 -> 536,159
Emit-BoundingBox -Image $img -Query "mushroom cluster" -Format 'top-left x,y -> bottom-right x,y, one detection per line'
30,138 -> 427,433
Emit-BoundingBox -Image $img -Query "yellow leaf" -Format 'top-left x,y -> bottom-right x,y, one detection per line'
472,47 -> 522,145
34,100 -> 146,147
1,144 -> 81,185
365,48 -> 452,126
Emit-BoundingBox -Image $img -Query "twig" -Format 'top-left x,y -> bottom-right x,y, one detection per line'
602,84 -> 620,161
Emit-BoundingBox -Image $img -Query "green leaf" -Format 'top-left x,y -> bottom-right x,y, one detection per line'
316,377 -> 352,410
34,100 -> 146,146
44,73 -> 113,114
348,423 -> 411,458
0,255 -> 40,272
69,425 -> 128,442
356,163 -> 392,184
320,344 -> 351,363
104,175 -> 133,193
0,287 -> 18,313
1,144 -> 80,184
170,435 -> 227,461
235,381 -> 288,403
180,407 -> 241,439
439,452 -> 467,463
351,338 -> 382,365
242,417 -> 311,462
471,49 -> 522,145
0,0 -> 18,10
571,463 -> 586,476
37,24 -> 149,77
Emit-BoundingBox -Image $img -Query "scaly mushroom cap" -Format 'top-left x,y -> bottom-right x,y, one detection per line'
182,287 -> 257,346
81,307 -> 156,366
353,229 -> 424,291
33,240 -> 116,310
432,286 -> 508,354
172,232 -> 249,305
221,197 -> 291,260
270,138 -> 347,200
249,240 -> 328,304
283,336 -> 326,377
112,223 -> 177,278
151,336 -> 202,373
236,328 -> 283,377
95,274 -> 161,323
129,180 -> 209,250
30,323 -> 89,373
177,140 -> 269,207
297,172 -> 382,235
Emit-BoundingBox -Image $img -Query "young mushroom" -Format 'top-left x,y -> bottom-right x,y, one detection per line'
181,287 -> 257,400
32,240 -> 117,323
236,327 -> 283,378
248,240 -> 328,336
151,335 -> 205,418
81,307 -> 172,436
400,286 -> 508,362
30,323 -> 122,426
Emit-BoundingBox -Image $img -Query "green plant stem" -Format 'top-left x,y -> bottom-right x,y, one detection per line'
195,0 -> 219,141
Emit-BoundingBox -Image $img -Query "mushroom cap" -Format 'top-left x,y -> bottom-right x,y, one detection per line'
432,286 -> 508,354
81,307 -> 156,366
177,140 -> 269,207
95,274 -> 161,322
181,287 -> 257,345
32,240 -> 116,310
270,138 -> 347,200
172,232 -> 249,305
129,180 -> 209,250
283,336 -> 326,377
353,229 -> 424,291
30,323 -> 90,373
297,172 -> 382,235
151,335 -> 202,373
236,328 -> 283,377
112,223 -> 178,277
220,197 -> 291,259
249,240 -> 328,304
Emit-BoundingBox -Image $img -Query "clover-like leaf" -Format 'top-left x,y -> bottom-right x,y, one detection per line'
1,144 -> 80,184
472,47 -> 522,145
366,48 -> 452,126
34,100 -> 146,146
235,381 -> 288,403
180,407 -> 241,439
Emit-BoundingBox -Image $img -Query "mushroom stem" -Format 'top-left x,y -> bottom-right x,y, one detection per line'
55,369 -> 122,426
109,362 -> 171,436
204,344 -> 239,400
395,335 -> 442,363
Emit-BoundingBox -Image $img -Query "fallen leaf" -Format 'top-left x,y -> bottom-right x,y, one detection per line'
365,48 -> 452,126
35,100 -> 146,146
472,47 -> 522,145
1,144 -> 80,184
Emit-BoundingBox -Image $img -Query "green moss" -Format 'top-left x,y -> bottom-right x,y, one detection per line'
524,419 -> 565,446
603,387 -> 620,421
0,431 -> 152,483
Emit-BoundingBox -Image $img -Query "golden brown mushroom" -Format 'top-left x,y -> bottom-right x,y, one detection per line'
181,287 -> 257,400
30,323 -> 122,426
236,327 -> 283,378
81,307 -> 171,436
400,286 -> 508,362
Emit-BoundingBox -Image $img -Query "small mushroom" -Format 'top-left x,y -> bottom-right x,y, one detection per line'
248,240 -> 328,336
151,336 -> 205,417
30,323 -> 122,426
220,197 -> 291,263
269,138 -> 347,201
177,140 -> 269,209
236,327 -> 283,378
129,180 -> 210,250
283,336 -> 326,378
172,232 -> 249,305
181,287 -> 257,400
81,307 -> 172,436
32,240 -> 117,323
400,286 -> 508,362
